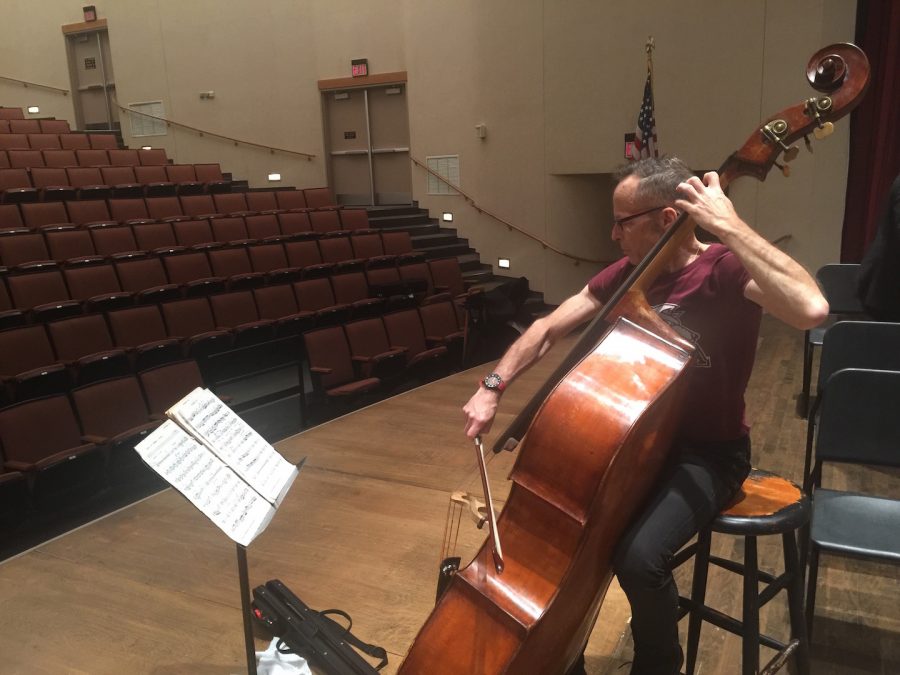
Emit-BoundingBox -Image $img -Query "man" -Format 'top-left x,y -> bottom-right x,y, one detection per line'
858,173 -> 900,320
462,157 -> 827,675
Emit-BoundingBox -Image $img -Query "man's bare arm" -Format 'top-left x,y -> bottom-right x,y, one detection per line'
675,172 -> 829,330
463,285 -> 603,439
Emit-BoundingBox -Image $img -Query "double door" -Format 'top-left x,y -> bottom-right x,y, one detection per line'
64,25 -> 118,131
323,82 -> 411,206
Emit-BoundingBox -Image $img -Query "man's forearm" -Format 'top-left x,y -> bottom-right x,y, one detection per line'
720,223 -> 828,329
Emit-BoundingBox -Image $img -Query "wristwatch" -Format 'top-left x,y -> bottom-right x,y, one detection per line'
482,372 -> 507,393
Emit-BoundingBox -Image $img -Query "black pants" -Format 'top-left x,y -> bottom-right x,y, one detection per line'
612,436 -> 751,675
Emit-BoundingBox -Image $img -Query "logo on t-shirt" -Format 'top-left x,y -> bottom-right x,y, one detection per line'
653,303 -> 710,368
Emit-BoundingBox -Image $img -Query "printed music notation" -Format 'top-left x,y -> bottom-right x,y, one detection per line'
134,388 -> 299,546
167,388 -> 297,506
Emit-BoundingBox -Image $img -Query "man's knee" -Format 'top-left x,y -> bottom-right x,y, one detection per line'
613,535 -> 670,592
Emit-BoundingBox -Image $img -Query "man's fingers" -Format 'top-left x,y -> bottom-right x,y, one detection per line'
676,181 -> 701,202
703,171 -> 721,188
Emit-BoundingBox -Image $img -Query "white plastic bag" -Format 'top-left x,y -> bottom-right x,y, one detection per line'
256,637 -> 313,675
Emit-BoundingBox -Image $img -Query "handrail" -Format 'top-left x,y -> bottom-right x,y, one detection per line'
411,155 -> 794,266
410,155 -> 610,265
0,75 -> 70,96
114,101 -> 316,160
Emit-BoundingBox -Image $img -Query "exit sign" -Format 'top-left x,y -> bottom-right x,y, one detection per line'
351,59 -> 368,77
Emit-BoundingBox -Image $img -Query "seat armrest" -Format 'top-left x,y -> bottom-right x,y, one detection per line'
82,434 -> 108,444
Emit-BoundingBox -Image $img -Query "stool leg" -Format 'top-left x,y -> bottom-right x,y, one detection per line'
742,536 -> 760,675
685,529 -> 711,675
782,530 -> 810,675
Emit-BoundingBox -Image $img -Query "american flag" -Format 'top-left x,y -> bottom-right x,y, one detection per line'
630,69 -> 658,160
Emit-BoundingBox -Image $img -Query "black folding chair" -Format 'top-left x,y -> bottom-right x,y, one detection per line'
797,264 -> 867,418
804,368 -> 900,640
802,320 -> 900,481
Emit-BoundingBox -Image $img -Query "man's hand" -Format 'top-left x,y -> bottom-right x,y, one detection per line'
463,387 -> 501,439
674,172 -> 744,239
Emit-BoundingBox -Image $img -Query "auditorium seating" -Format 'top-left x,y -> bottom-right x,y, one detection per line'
253,284 -> 315,336
134,166 -> 175,196
330,271 -> 385,319
383,308 -> 449,375
138,359 -> 204,417
106,305 -> 182,370
165,164 -> 204,194
46,314 -> 130,384
293,277 -> 352,326
0,109 -> 486,521
209,290 -> 276,346
133,221 -> 178,252
0,217 -> 466,354
303,187 -> 337,209
172,219 -> 216,247
71,375 -> 162,479
160,296 -> 232,357
343,317 -> 408,381
0,394 -> 105,504
59,134 -> 90,150
303,325 -> 381,400
419,300 -> 466,365
0,323 -> 69,401
46,228 -> 95,261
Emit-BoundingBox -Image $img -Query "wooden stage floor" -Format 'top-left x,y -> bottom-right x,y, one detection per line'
0,317 -> 897,674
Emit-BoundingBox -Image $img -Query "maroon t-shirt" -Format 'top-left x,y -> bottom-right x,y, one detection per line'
587,244 -> 762,443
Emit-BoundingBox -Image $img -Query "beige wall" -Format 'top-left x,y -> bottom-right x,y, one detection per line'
0,1 -> 858,303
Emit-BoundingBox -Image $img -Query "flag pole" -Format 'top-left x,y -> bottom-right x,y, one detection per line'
645,36 -> 655,88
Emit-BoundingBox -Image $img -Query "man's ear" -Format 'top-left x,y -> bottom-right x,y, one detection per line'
660,206 -> 680,230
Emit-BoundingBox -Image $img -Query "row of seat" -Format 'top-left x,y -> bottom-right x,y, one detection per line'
0,227 -> 446,310
0,360 -> 205,509
3,163 -> 232,202
0,273 -> 397,397
1,147 -> 165,169
0,118 -> 73,134
0,213 -> 413,267
0,133 -> 119,151
0,108 -> 28,120
0,259 -> 465,382
0,190 -> 335,230
0,247 -> 465,328
1,161 -> 235,203
303,301 -> 465,400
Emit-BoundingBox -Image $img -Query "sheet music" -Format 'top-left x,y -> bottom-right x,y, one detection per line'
167,388 -> 297,506
135,421 -> 275,546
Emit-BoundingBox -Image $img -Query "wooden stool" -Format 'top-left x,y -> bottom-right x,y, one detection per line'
674,468 -> 811,675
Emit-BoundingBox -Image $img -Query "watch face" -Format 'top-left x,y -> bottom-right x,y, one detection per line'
484,373 -> 502,389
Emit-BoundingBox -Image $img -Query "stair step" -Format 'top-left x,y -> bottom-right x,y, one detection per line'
463,268 -> 496,285
367,213 -> 434,229
411,232 -> 463,248
456,252 -> 484,269
365,205 -> 425,218
417,243 -> 474,259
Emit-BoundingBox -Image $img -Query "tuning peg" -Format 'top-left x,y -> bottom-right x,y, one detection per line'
814,121 -> 834,140
804,135 -> 814,153
775,161 -> 791,177
782,145 -> 800,162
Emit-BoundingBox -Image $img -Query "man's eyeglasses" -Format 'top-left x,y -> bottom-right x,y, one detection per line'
612,205 -> 667,229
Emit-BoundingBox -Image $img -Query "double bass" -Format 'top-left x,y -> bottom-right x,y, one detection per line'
398,43 -> 870,675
